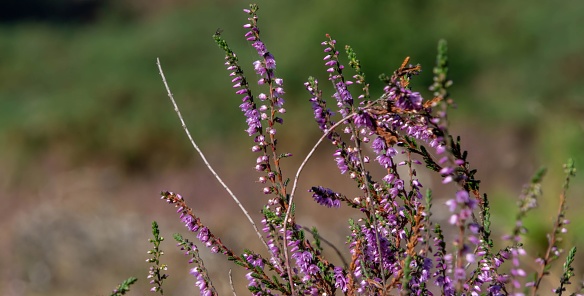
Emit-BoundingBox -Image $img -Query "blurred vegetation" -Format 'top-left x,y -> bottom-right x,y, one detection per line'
1,0 -> 583,295
1,1 -> 583,176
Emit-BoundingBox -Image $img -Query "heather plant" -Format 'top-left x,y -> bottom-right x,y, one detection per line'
111,4 -> 582,295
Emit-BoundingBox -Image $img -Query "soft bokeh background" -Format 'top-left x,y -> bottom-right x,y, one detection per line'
1,0 -> 583,295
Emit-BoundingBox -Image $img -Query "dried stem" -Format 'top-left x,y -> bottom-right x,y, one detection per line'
229,269 -> 237,296
282,112 -> 357,294
156,58 -> 269,252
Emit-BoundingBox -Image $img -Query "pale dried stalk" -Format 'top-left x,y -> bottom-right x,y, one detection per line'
156,58 -> 269,252
282,113 -> 357,293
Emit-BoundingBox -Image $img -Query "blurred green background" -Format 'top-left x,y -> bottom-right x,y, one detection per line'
1,0 -> 583,295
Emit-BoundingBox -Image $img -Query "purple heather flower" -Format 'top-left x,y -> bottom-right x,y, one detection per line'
253,60 -> 267,76
435,143 -> 447,154
287,236 -> 301,254
291,250 -> 319,282
256,155 -> 268,164
468,222 -> 480,234
456,190 -> 470,203
238,8 -> 286,146
245,272 -> 262,292
442,175 -> 453,184
321,37 -> 356,119
421,257 -> 433,281
181,214 -> 200,233
266,238 -> 279,256
238,99 -> 261,136
487,284 -> 504,296
454,267 -> 466,280
264,52 -> 276,69
333,81 -> 353,116
393,88 -> 423,111
309,186 -> 342,208
354,112 -> 374,130
449,213 -> 459,225
333,149 -> 349,174
244,253 -> 265,269
190,267 -> 213,296
440,166 -> 455,175
260,219 -> 281,258
356,224 -> 396,271
197,227 -> 210,243
439,156 -> 449,164
252,41 -> 266,55
334,267 -> 348,292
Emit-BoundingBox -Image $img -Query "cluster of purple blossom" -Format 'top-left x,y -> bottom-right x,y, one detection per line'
148,4 -> 581,296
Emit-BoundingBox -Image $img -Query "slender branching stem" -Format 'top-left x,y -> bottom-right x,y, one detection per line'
282,113 -> 357,294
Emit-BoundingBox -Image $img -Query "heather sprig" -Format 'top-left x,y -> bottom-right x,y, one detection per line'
148,3 -> 582,295
221,4 -> 290,200
555,246 -> 577,295
429,39 -> 453,106
146,221 -> 169,294
503,167 -> 547,293
214,5 -> 314,293
214,3 -> 292,224
160,192 -> 225,254
174,233 -> 217,296
530,159 -> 577,295
160,191 -> 290,294
109,277 -> 138,296
345,45 -> 369,101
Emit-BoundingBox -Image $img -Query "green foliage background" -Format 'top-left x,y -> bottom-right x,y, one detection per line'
1,1 -> 583,295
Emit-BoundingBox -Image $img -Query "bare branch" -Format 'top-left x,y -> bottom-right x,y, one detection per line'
281,113 -> 357,285
229,269 -> 237,296
156,58 -> 269,252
